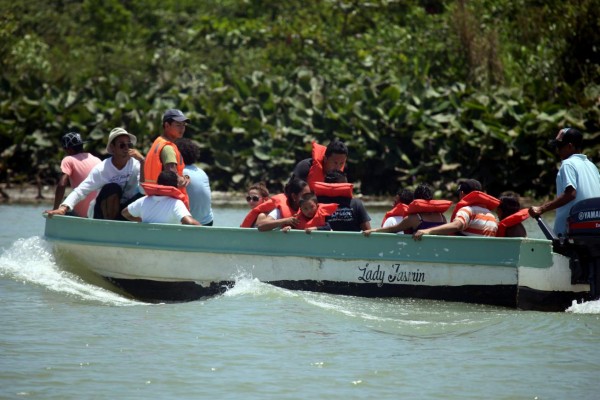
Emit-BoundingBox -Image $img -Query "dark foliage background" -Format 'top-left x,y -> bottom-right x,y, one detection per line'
1,0 -> 598,198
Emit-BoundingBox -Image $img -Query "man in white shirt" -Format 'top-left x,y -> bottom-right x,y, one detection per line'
122,171 -> 200,225
46,128 -> 146,220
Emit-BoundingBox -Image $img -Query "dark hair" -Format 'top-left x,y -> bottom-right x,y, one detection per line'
498,192 -> 521,217
457,179 -> 482,195
175,138 -> 201,165
248,182 -> 269,198
284,177 -> 309,198
397,188 -> 414,204
324,170 -> 348,183
157,171 -> 179,188
413,183 -> 433,200
325,139 -> 348,157
299,192 -> 318,207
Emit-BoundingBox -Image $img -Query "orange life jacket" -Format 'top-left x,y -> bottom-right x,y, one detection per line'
296,203 -> 339,229
240,193 -> 293,228
496,208 -> 529,237
450,191 -> 500,221
313,182 -> 353,199
381,203 -> 409,227
306,141 -> 346,190
140,182 -> 189,210
407,199 -> 453,215
144,136 -> 188,205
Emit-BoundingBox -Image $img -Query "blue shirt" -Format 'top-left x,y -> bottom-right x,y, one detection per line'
184,164 -> 214,225
554,154 -> 600,236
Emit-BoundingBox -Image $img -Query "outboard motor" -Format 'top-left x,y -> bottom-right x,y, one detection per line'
566,197 -> 600,299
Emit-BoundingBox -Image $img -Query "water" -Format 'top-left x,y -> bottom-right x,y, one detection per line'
1,204 -> 599,399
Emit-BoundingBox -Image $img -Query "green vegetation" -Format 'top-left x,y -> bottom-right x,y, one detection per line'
1,0 -> 598,197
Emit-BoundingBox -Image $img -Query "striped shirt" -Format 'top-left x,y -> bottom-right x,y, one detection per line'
455,205 -> 498,236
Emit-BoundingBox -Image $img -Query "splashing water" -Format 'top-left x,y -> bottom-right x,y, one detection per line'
0,236 -> 140,306
566,299 -> 600,314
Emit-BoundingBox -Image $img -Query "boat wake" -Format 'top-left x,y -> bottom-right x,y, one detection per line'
0,236 -> 140,306
566,299 -> 600,314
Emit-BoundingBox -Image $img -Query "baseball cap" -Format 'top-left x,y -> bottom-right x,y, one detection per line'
61,132 -> 87,149
549,127 -> 583,148
105,127 -> 137,154
162,109 -> 190,123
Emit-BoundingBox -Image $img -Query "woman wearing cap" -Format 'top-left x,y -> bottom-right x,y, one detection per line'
46,127 -> 146,220
52,132 -> 101,218
529,127 -> 600,236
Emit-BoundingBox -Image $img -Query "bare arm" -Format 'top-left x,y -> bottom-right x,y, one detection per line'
181,216 -> 201,225
256,213 -> 299,232
121,207 -> 142,223
129,149 -> 145,183
53,173 -> 70,210
529,186 -> 576,218
413,219 -> 464,241
363,215 -> 416,236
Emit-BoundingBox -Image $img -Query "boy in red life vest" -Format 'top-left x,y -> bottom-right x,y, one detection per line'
496,192 -> 528,237
381,188 -> 414,227
122,171 -> 201,225
364,184 -> 450,236
413,179 -> 499,240
291,140 -> 348,191
282,193 -> 337,233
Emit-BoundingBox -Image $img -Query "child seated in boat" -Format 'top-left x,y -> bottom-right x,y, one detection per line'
121,171 -> 201,225
281,193 -> 336,233
380,187 -> 414,228
363,184 -> 450,236
496,192 -> 528,237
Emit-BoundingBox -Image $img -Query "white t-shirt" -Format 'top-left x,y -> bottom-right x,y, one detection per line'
382,216 -> 404,229
267,208 -> 282,220
127,196 -> 190,224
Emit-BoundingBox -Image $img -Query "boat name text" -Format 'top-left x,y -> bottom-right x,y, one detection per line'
358,263 -> 425,287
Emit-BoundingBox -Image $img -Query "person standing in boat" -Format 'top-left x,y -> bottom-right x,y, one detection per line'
52,132 -> 101,218
122,171 -> 201,225
363,184 -> 451,236
255,178 -> 311,231
175,138 -> 214,226
46,128 -> 145,220
290,139 -> 348,191
413,179 -> 499,240
145,109 -> 191,205
529,128 -> 600,237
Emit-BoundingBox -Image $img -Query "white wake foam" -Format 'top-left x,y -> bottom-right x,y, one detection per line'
0,236 -> 140,306
566,299 -> 600,314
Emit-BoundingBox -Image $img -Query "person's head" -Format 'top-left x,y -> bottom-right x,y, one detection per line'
549,127 -> 583,160
175,138 -> 201,165
395,188 -> 414,205
61,132 -> 86,154
298,192 -> 319,219
106,128 -> 137,157
456,179 -> 482,199
413,183 -> 433,200
284,177 -> 311,210
497,191 -> 521,219
162,109 -> 190,141
324,170 -> 348,184
246,182 -> 270,208
323,140 -> 348,175
157,170 -> 179,188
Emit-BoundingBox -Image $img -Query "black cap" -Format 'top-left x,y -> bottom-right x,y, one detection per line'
162,109 -> 190,123
549,127 -> 583,148
61,132 -> 87,149
457,179 -> 482,195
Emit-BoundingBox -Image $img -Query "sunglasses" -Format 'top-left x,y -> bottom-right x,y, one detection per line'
117,142 -> 134,149
246,195 -> 260,202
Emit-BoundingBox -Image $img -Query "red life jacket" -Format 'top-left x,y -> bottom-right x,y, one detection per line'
407,199 -> 452,215
140,182 -> 189,210
306,141 -> 346,190
313,182 -> 353,198
296,203 -> 339,229
450,191 -> 500,221
144,136 -> 189,205
240,194 -> 293,228
381,203 -> 408,227
496,208 -> 529,237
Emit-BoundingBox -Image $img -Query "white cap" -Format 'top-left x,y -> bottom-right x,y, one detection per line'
106,128 -> 137,154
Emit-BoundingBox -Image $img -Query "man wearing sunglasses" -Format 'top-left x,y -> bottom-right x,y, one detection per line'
529,127 -> 600,236
46,127 -> 146,220
144,109 -> 191,206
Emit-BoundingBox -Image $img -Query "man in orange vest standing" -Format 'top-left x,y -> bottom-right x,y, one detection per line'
144,109 -> 191,203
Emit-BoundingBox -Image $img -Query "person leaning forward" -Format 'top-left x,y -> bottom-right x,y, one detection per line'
145,109 -> 191,204
45,128 -> 145,220
529,128 -> 600,237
